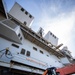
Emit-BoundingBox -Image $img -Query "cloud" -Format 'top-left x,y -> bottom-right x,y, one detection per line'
33,3 -> 75,56
5,0 -> 75,57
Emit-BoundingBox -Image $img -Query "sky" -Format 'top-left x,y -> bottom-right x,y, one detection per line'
4,0 -> 75,57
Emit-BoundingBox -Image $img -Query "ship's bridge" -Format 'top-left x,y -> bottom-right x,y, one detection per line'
0,17 -> 64,58
21,28 -> 64,57
19,23 -> 64,58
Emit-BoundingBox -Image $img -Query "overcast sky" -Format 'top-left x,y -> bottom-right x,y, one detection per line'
4,0 -> 75,57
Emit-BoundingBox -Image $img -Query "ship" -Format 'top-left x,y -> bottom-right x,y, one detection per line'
0,0 -> 73,75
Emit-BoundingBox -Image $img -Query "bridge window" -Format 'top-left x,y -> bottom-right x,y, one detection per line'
26,51 -> 30,56
12,43 -> 19,48
18,33 -> 20,37
24,21 -> 27,25
50,32 -> 52,35
20,37 -> 22,40
47,55 -> 49,57
33,47 -> 37,51
29,15 -> 32,18
20,48 -> 26,55
25,11 -> 28,15
40,50 -> 43,54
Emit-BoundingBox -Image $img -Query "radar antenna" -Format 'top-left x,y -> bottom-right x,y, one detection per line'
37,27 -> 44,37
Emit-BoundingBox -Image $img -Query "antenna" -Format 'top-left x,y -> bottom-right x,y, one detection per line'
37,27 -> 44,37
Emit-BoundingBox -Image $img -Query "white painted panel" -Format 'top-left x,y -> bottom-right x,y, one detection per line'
44,31 -> 58,46
9,2 -> 34,27
60,57 -> 70,64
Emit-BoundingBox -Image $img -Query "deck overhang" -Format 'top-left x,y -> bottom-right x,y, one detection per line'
21,26 -> 64,57
8,14 -> 64,57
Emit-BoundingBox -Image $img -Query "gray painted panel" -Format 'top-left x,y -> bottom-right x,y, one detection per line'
0,23 -> 21,44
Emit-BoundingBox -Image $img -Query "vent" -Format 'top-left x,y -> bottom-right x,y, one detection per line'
21,8 -> 24,12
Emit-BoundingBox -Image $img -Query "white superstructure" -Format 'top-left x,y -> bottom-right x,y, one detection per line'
44,31 -> 58,46
0,0 -> 73,75
9,2 -> 34,27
